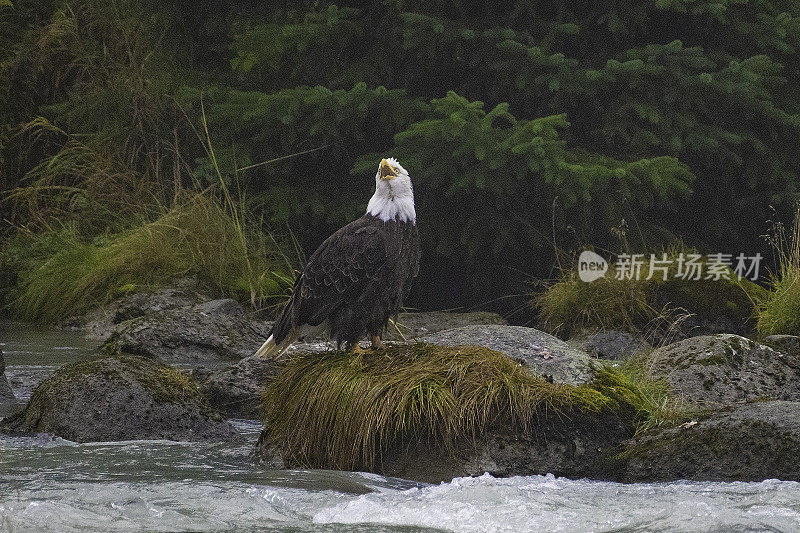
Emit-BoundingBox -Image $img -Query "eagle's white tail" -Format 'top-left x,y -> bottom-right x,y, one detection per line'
254,331 -> 300,358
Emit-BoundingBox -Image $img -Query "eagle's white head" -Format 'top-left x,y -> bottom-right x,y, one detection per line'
367,157 -> 416,224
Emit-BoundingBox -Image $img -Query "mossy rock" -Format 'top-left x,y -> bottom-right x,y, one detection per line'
255,343 -> 664,482
1,354 -> 234,442
100,298 -> 271,365
621,401 -> 800,482
537,258 -> 766,340
369,411 -> 631,483
648,334 -> 800,406
73,277 -> 214,339
419,325 -> 595,385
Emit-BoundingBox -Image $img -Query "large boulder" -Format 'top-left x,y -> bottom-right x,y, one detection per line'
568,330 -> 651,360
197,355 -> 279,419
371,413 -> 630,483
622,401 -> 800,482
648,334 -> 800,406
197,312 -> 508,419
276,311 -> 509,345
0,349 -> 20,418
253,344 -> 636,483
64,278 -> 215,340
1,354 -> 234,442
101,298 -> 270,365
420,325 -> 595,385
384,311 -> 506,341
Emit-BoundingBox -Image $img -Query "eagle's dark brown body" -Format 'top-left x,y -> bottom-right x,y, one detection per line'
271,213 -> 420,349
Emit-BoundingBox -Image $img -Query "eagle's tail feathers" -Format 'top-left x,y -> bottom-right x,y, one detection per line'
254,331 -> 299,359
254,335 -> 277,358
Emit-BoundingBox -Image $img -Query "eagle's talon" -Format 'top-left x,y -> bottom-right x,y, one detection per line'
370,335 -> 386,351
347,344 -> 369,356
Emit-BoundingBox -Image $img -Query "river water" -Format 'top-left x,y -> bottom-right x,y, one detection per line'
2,321 -> 800,532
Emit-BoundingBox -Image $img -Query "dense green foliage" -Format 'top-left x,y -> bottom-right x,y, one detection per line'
2,0 -> 799,312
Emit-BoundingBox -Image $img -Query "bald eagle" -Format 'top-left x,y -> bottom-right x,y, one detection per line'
255,157 -> 420,357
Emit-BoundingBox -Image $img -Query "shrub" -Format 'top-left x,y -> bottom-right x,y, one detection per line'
11,193 -> 292,323
536,248 -> 765,338
757,208 -> 800,337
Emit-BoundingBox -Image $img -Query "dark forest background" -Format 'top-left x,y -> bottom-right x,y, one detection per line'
1,0 -> 799,321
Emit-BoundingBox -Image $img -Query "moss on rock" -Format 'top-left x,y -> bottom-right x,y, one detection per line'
621,401 -> 800,482
256,343 -> 671,478
2,354 -> 233,442
536,253 -> 766,339
648,334 -> 800,406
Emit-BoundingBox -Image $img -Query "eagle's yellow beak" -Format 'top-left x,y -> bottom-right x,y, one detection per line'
379,158 -> 397,180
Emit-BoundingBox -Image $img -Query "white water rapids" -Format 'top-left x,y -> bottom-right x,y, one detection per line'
2,322 -> 800,532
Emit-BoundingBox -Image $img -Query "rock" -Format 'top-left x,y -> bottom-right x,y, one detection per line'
0,349 -> 20,419
195,298 -> 241,316
101,299 -> 271,365
370,414 -> 630,483
1,354 -> 234,442
273,311 -> 508,344
764,334 -> 800,359
419,325 -> 595,385
649,277 -> 765,341
198,355 -> 279,419
622,401 -> 800,482
384,311 -> 506,341
243,311 -> 508,355
568,330 -> 651,360
256,419 -> 629,484
253,343 -> 637,483
65,278 -> 215,340
648,334 -> 800,406
209,316 -> 506,420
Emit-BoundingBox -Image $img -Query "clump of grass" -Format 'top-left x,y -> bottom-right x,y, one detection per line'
591,360 -> 691,434
4,118 -> 164,235
537,271 -> 654,336
12,193 -> 292,323
757,206 -> 800,336
536,245 -> 764,338
260,343 -> 669,470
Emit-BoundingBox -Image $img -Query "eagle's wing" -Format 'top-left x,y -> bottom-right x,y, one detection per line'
403,225 -> 421,297
271,217 -> 389,343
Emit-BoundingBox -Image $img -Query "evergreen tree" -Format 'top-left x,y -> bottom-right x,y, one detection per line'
2,0 -> 798,306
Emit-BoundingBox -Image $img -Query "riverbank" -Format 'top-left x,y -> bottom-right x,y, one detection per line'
4,279 -> 800,485
3,318 -> 800,531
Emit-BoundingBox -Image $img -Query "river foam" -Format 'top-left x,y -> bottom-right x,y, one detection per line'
314,473 -> 800,532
